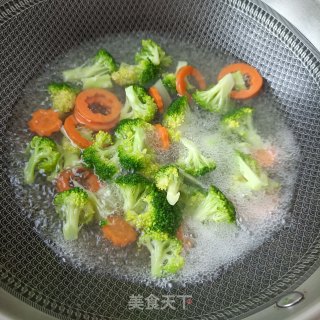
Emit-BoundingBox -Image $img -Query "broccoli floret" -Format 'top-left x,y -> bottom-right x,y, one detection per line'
178,138 -> 216,177
163,96 -> 189,128
179,183 -> 235,223
115,118 -> 148,139
54,187 -> 95,240
234,151 -> 278,191
161,61 -> 192,94
131,59 -> 160,85
115,173 -> 152,212
155,165 -> 182,205
139,162 -> 160,180
81,73 -> 113,89
124,209 -> 150,230
48,82 -> 78,113
162,96 -> 189,141
82,131 -> 119,180
62,49 -> 117,87
61,136 -> 81,169
221,106 -> 263,149
177,183 -> 205,214
126,188 -> 182,236
192,186 -> 236,223
162,73 -> 176,93
111,63 -> 138,86
177,172 -> 207,213
120,85 -> 157,122
117,136 -> 152,171
46,137 -> 81,182
115,118 -> 155,171
135,39 -> 172,69
139,231 -> 184,277
24,136 -> 60,184
192,73 -> 235,113
111,59 -> 159,86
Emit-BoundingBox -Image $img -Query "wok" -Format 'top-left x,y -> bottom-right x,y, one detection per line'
1,0 -> 320,319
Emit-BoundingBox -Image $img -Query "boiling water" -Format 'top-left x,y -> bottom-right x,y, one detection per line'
6,33 -> 300,287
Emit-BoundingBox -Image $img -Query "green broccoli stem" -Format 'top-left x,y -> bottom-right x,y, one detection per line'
232,71 -> 246,91
179,169 -> 206,188
46,157 -> 62,182
63,207 -> 80,241
24,153 -> 37,184
82,74 -> 112,89
167,181 -> 180,205
247,132 -> 264,149
63,66 -> 86,82
237,154 -> 266,190
123,186 -> 145,211
63,64 -> 103,82
132,127 -> 146,152
120,99 -> 133,119
149,241 -> 166,277
186,151 -> 201,168
244,117 -> 264,149
63,151 -> 80,169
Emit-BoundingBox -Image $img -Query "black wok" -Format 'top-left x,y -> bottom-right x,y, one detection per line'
1,0 -> 320,319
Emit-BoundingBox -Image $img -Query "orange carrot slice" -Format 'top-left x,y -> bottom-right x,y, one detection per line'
56,168 -> 100,193
176,65 -> 206,99
154,124 -> 170,150
252,148 -> 276,168
75,88 -> 121,124
56,170 -> 73,192
28,109 -> 62,136
63,115 -> 92,149
149,86 -> 164,113
101,215 -> 138,247
217,63 -> 263,99
176,225 -> 184,242
176,225 -> 193,250
74,107 -> 119,131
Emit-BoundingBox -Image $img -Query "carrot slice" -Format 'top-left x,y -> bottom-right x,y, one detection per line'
28,109 -> 62,136
252,148 -> 276,168
154,124 -> 170,150
176,225 -> 193,250
56,170 -> 73,192
83,171 -> 101,192
176,65 -> 206,99
63,115 -> 92,149
75,88 -> 121,124
176,225 -> 184,242
149,86 -> 164,113
101,215 -> 138,247
217,63 -> 263,99
56,168 -> 100,192
74,107 -> 119,131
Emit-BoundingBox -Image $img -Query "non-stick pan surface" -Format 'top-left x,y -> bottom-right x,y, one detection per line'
1,0 -> 320,319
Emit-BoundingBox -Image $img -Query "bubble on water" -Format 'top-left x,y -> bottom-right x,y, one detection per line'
6,32 -> 300,287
